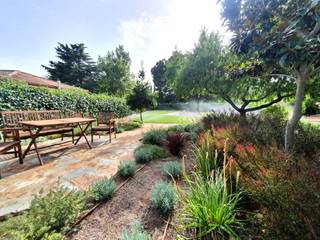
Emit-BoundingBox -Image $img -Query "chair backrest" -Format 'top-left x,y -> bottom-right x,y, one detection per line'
1,110 -> 62,127
97,112 -> 115,125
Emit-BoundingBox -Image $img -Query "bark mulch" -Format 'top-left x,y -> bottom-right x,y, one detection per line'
69,157 -> 181,240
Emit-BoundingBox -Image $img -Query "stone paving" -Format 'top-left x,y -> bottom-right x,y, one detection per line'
0,124 -> 169,217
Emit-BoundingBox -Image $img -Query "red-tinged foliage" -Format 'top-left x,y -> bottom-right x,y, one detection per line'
162,132 -> 190,156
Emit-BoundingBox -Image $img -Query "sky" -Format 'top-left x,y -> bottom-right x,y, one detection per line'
0,0 -> 229,80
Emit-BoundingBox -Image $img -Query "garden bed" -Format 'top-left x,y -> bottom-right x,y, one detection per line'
69,155 -> 191,240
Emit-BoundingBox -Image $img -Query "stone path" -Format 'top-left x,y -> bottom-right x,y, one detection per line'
0,124 -> 170,217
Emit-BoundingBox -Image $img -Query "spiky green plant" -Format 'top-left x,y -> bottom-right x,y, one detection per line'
177,171 -> 242,239
193,132 -> 218,180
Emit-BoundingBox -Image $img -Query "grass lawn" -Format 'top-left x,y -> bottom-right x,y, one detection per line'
131,110 -> 200,124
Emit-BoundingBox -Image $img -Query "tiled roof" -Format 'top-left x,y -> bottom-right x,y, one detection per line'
0,70 -> 78,90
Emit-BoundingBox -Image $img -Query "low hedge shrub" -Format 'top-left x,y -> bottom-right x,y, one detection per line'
162,161 -> 182,179
142,129 -> 167,145
0,77 -> 131,126
118,161 -> 136,178
0,187 -> 87,239
151,181 -> 177,213
120,221 -> 150,240
134,144 -> 167,163
90,177 -> 116,201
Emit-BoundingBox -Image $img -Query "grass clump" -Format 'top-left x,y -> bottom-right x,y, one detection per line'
142,129 -> 167,145
118,161 -> 136,178
90,177 -> 116,201
134,144 -> 167,163
0,187 -> 87,240
162,161 -> 182,179
177,172 -> 242,239
151,181 -> 177,213
120,221 -> 150,240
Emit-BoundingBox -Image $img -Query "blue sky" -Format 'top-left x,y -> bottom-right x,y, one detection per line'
0,0 -> 228,79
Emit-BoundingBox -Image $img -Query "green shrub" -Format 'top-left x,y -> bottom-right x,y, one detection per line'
120,221 -> 150,240
118,161 -> 136,178
177,172 -> 242,239
0,187 -> 86,239
162,132 -> 189,156
167,125 -> 185,133
119,120 -> 143,131
162,161 -> 182,178
142,129 -> 167,145
134,144 -> 167,163
304,97 -> 320,115
91,178 -> 116,201
260,104 -> 289,120
151,181 -> 177,213
0,77 -> 131,126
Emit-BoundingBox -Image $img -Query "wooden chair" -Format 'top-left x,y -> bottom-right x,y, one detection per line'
91,112 -> 116,143
0,129 -> 22,178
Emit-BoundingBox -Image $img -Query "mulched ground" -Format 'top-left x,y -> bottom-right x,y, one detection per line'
69,154 -> 193,240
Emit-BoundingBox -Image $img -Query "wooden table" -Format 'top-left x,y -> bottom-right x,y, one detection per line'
20,117 -> 95,165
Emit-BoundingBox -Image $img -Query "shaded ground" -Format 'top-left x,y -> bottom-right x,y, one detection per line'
0,124 -> 170,217
70,158 -> 179,240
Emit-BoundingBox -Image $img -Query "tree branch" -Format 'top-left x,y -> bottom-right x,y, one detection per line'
245,93 -> 293,112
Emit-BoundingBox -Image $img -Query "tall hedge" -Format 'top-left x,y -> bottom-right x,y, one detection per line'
0,78 -> 131,125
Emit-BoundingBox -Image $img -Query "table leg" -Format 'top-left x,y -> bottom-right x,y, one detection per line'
22,127 -> 43,165
74,122 -> 92,149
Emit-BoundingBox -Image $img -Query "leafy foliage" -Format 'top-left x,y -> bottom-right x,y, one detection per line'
151,181 -> 177,213
120,221 -> 150,240
0,78 -> 130,126
142,129 -> 167,145
260,104 -> 289,120
118,161 -> 136,178
90,177 -> 116,201
134,144 -> 167,163
96,45 -> 133,96
116,120 -> 142,132
201,112 -> 320,238
127,80 -> 157,121
0,187 -> 87,240
42,43 -> 96,91
162,132 -> 189,156
151,59 -> 176,103
162,161 -> 182,179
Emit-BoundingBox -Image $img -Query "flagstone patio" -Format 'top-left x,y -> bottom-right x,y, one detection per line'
0,124 -> 170,217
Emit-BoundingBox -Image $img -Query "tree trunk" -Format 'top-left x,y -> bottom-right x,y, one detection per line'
285,66 -> 308,150
140,110 -> 143,122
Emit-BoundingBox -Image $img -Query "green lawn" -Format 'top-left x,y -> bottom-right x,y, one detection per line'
131,110 -> 200,124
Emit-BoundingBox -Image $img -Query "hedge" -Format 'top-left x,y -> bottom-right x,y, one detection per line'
0,78 -> 131,126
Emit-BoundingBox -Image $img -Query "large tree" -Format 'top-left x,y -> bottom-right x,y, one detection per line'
96,45 -> 133,96
220,0 -> 320,149
42,43 -> 96,91
151,59 -> 176,103
166,29 -> 294,116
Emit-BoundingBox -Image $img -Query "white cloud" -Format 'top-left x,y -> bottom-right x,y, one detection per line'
119,0 -> 230,80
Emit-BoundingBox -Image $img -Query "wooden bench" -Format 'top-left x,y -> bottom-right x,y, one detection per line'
0,129 -> 22,178
1,110 -> 75,144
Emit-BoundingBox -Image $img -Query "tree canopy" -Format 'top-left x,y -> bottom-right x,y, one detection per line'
96,45 -> 133,97
127,68 -> 157,121
42,43 -> 96,91
220,0 -> 320,149
151,59 -> 176,103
